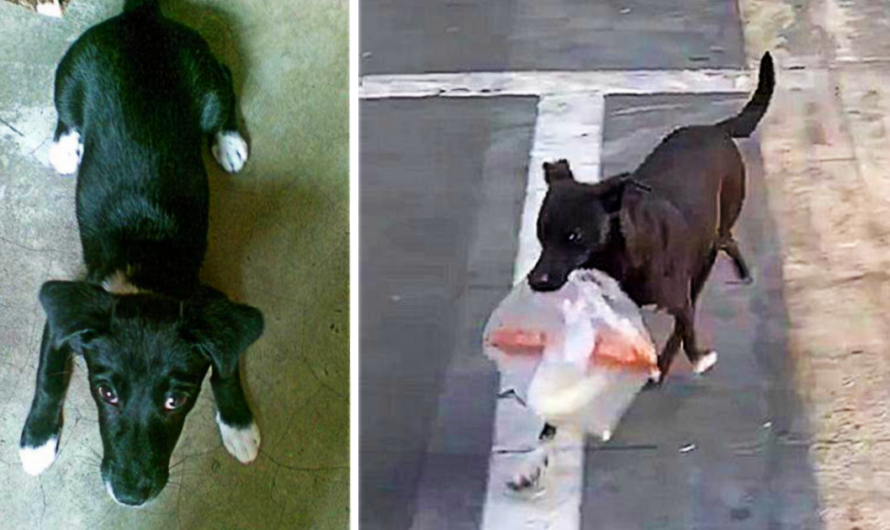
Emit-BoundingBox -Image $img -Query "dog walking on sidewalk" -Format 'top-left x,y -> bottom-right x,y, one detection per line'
511,52 -> 774,492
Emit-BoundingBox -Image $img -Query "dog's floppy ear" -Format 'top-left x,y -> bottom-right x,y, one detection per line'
543,159 -> 574,184
39,281 -> 113,351
184,289 -> 264,377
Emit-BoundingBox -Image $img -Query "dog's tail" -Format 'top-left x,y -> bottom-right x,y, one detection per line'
123,0 -> 159,14
715,52 -> 775,138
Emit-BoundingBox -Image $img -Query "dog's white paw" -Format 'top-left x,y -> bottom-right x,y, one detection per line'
20,436 -> 59,476
693,351 -> 718,375
104,481 -> 126,506
48,131 -> 82,175
506,446 -> 550,493
212,131 -> 249,173
36,0 -> 63,17
647,368 -> 662,383
216,413 -> 260,464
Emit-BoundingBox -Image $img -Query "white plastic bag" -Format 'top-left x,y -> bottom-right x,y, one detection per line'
483,269 -> 658,440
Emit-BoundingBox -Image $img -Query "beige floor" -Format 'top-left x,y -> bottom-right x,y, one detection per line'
0,0 -> 348,528
741,0 -> 890,527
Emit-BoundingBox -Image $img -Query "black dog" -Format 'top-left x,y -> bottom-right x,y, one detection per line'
19,0 -> 263,507
509,52 -> 774,492
530,52 -> 773,381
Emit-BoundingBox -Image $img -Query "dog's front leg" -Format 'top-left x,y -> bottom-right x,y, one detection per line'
507,423 -> 557,492
20,323 -> 71,475
647,328 -> 683,387
211,368 -> 261,464
674,304 -> 718,375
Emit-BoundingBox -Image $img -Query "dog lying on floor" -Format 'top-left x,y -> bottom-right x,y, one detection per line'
19,0 -> 264,506
510,52 -> 774,492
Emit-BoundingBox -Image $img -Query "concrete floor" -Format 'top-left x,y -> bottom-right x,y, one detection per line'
0,1 -> 348,529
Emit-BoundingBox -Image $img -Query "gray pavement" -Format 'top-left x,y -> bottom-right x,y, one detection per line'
360,97 -> 537,530
361,0 -> 745,75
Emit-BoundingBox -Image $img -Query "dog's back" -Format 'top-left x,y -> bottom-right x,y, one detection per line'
57,0 -> 234,292
630,53 -> 774,260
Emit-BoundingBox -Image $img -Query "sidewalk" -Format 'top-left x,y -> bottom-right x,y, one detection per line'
741,1 -> 890,527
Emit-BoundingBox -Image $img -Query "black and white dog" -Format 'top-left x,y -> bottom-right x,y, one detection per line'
509,53 -> 774,492
20,0 -> 264,507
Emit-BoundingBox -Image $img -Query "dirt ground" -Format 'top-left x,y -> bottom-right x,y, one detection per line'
741,0 -> 890,527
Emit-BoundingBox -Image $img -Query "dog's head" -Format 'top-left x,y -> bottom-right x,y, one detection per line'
39,281 -> 263,506
528,159 -> 650,292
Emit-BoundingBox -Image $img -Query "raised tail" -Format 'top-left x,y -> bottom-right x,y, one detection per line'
715,52 -> 775,138
123,0 -> 159,13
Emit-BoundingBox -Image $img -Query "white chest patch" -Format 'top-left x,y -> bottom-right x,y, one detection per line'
216,412 -> 260,464
212,131 -> 249,173
48,130 -> 83,175
19,436 -> 59,476
102,271 -> 140,295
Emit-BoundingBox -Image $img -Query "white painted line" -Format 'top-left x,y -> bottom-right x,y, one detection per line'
481,93 -> 606,530
512,94 -> 606,285
360,69 -> 753,99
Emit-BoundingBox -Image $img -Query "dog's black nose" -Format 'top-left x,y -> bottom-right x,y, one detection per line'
107,475 -> 157,506
527,272 -> 562,292
111,485 -> 153,506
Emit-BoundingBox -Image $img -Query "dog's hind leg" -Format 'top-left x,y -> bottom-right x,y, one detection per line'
20,323 -> 73,475
48,55 -> 84,175
718,236 -> 752,283
195,62 -> 249,174
718,163 -> 752,283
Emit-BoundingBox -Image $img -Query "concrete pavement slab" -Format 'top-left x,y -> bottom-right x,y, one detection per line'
359,97 -> 537,530
361,0 -> 746,75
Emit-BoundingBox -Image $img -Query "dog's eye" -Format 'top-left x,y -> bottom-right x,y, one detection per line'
97,385 -> 119,405
566,231 -> 583,244
164,394 -> 188,411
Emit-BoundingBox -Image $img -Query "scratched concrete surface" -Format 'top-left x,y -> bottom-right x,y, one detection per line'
0,0 -> 348,528
739,1 -> 890,528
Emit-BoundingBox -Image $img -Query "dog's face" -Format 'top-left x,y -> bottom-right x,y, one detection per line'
39,281 -> 263,506
528,160 -> 647,292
